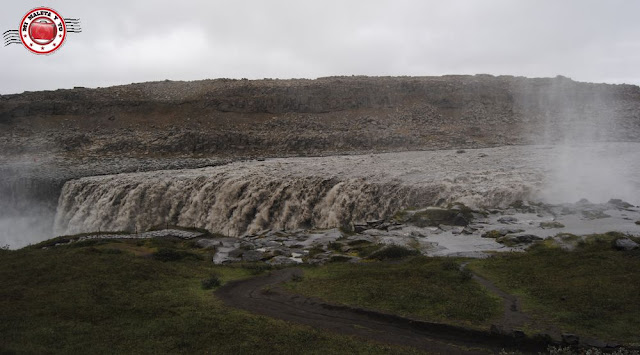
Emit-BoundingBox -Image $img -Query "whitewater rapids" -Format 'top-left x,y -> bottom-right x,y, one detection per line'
53,144 -> 640,237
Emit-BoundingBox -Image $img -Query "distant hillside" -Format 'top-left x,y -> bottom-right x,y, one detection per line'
1,75 -> 639,158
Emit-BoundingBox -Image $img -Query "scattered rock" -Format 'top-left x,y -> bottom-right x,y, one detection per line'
266,256 -> 299,266
608,199 -> 634,209
539,221 -> 565,229
497,216 -> 518,224
614,237 -> 639,251
461,226 -> 477,235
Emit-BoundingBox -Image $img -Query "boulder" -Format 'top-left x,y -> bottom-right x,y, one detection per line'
242,250 -> 265,262
614,237 -> 639,251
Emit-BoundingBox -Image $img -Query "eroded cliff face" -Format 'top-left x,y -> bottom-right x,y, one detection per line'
2,75 -> 639,158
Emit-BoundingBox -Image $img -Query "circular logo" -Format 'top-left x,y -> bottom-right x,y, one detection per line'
19,7 -> 66,55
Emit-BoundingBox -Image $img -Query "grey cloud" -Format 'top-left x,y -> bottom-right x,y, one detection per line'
1,0 -> 639,94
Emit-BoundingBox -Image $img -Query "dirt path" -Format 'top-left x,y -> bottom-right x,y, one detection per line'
471,271 -> 530,332
462,263 -> 562,341
459,262 -> 531,334
216,268 -> 549,354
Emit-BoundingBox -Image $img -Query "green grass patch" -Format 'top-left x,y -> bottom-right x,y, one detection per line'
352,243 -> 383,258
26,231 -> 130,249
368,245 -> 420,260
152,247 -> 203,262
0,240 -> 425,354
470,233 -> 640,344
286,257 -> 502,329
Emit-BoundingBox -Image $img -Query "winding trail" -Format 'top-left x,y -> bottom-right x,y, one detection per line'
216,268 -> 550,354
460,262 -> 531,335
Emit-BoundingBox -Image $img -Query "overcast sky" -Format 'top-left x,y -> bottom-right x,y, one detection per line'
1,0 -> 639,94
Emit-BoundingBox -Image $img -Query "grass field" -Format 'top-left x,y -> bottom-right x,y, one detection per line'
0,238 -> 426,354
3,232 -> 639,353
285,233 -> 640,346
469,233 -> 640,344
286,257 -> 503,329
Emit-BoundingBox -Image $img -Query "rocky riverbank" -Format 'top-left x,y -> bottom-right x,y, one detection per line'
43,198 -> 640,265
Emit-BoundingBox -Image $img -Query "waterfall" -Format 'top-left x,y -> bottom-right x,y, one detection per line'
54,148 -> 547,237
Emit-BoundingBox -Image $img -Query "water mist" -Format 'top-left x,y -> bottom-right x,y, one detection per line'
521,76 -> 639,205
